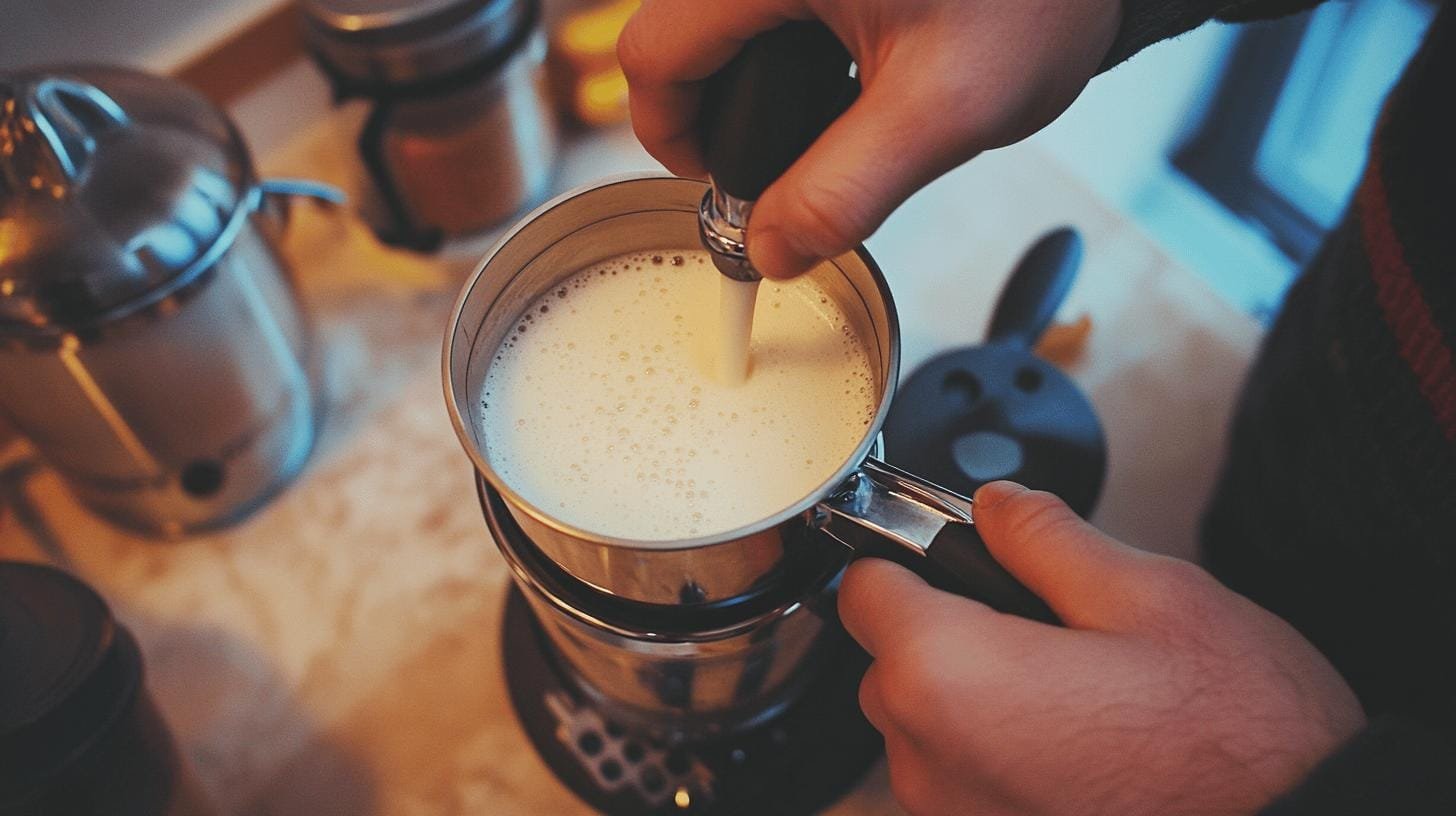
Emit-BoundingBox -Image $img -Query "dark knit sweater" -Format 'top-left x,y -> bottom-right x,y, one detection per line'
1108,1 -> 1456,813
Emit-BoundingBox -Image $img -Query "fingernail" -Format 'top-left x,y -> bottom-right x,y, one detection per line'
749,227 -> 820,279
973,481 -> 1028,514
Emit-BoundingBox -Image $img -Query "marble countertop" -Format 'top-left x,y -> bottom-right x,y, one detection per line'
0,59 -> 1261,816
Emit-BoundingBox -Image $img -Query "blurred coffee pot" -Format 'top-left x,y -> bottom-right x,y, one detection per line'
0,67 -> 340,536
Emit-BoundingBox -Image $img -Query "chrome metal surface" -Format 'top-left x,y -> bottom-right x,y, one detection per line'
697,186 -> 759,282
445,174 -> 898,606
257,178 -> 348,206
12,79 -> 130,182
0,68 -> 253,334
487,481 -> 839,735
518,580 -> 829,736
0,206 -> 319,536
818,457 -> 976,557
0,68 -> 322,536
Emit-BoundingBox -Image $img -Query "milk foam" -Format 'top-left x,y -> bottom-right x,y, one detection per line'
480,250 -> 878,542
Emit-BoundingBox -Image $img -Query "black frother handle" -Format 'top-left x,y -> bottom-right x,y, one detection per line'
984,227 -> 1084,346
923,523 -> 1060,624
699,21 -> 858,201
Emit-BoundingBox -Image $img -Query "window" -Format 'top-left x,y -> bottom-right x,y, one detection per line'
1175,0 -> 1437,266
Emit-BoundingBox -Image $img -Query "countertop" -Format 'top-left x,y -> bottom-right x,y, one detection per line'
0,58 -> 1262,816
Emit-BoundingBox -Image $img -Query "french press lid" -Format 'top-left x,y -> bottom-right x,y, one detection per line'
0,67 -> 255,336
302,0 -> 537,87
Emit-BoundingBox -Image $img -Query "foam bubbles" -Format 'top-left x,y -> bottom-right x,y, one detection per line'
481,249 -> 878,542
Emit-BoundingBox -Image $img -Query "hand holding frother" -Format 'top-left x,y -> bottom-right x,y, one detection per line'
621,0 -> 1122,279
688,21 -> 1059,624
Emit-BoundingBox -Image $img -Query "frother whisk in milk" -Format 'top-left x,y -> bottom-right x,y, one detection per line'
716,275 -> 760,384
481,250 -> 877,541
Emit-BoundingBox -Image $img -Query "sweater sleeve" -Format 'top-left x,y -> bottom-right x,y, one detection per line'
1103,0 -> 1328,67
1258,717 -> 1456,816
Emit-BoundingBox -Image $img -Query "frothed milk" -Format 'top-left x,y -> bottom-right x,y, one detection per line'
481,250 -> 877,541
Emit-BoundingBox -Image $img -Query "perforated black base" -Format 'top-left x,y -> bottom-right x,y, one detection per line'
501,587 -> 882,815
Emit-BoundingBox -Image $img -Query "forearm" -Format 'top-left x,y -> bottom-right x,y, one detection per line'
1104,0 -> 1327,66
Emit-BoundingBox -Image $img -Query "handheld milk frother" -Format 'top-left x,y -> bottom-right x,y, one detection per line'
692,23 -> 1059,622
696,22 -> 859,282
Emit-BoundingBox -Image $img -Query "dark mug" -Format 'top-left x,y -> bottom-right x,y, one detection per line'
0,562 -> 212,816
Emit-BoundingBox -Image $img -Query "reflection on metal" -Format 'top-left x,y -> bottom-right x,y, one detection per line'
27,79 -> 131,182
698,186 -> 759,282
226,242 -> 311,409
0,459 -> 73,570
57,334 -> 162,475
817,456 -> 972,557
256,178 -> 346,206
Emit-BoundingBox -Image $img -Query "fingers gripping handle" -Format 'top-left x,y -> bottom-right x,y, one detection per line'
818,458 -> 1060,625
698,21 -> 859,201
925,523 -> 1060,624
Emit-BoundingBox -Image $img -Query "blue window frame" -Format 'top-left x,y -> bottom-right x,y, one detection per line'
1175,0 -> 1437,266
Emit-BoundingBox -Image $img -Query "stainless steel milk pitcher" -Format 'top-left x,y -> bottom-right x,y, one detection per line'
444,175 -> 1054,622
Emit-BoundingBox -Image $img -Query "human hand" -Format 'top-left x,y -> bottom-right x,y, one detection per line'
618,0 -> 1123,278
838,481 -> 1365,816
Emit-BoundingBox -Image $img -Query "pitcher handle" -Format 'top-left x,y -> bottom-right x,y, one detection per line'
816,457 -> 1060,625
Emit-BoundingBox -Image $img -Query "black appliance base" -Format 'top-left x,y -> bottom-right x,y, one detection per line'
501,586 -> 883,815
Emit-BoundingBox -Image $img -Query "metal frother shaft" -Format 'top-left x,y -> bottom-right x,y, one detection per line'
696,21 -> 860,281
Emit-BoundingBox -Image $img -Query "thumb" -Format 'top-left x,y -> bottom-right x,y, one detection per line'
746,76 -> 978,279
972,482 -> 1162,629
